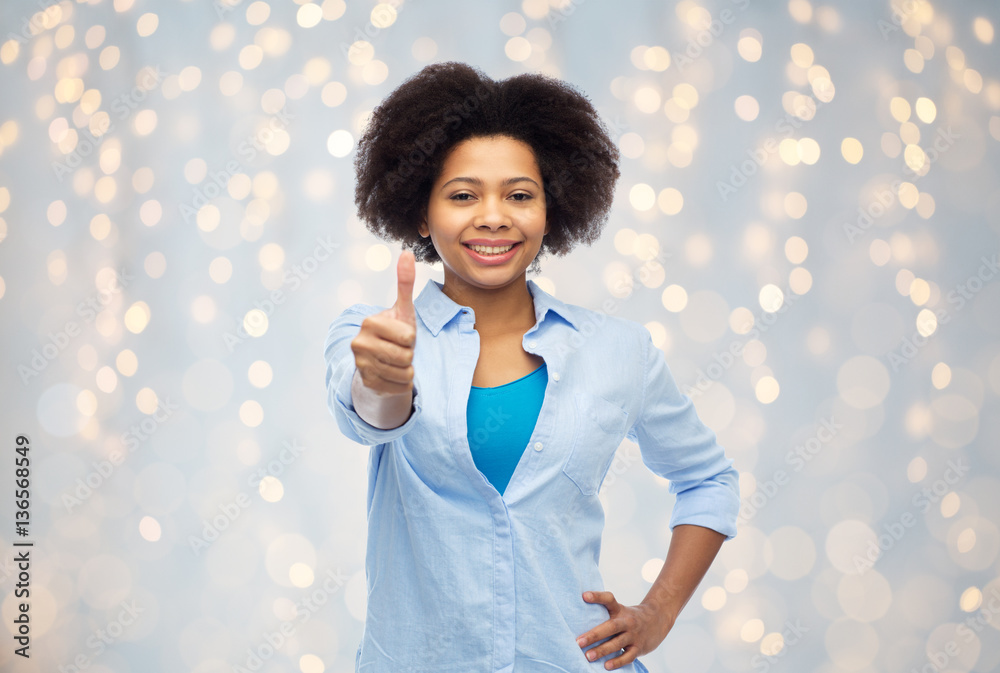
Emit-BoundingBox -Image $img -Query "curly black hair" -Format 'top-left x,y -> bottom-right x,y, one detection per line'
353,61 -> 621,275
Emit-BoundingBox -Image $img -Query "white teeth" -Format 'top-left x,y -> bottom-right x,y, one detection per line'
470,244 -> 514,255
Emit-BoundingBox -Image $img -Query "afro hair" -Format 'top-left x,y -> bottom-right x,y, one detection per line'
353,61 -> 621,274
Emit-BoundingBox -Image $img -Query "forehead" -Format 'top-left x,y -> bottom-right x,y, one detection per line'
437,135 -> 541,177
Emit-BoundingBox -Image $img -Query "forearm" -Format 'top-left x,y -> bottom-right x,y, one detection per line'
640,524 -> 727,622
351,368 -> 414,429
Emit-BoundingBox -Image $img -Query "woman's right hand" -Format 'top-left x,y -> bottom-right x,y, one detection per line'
350,250 -> 417,398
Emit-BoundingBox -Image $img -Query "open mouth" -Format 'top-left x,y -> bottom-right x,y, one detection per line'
463,242 -> 521,256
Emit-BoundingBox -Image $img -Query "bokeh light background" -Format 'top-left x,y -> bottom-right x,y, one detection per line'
1,0 -> 999,671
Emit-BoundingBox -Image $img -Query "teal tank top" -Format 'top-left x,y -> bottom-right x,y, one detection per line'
466,362 -> 547,495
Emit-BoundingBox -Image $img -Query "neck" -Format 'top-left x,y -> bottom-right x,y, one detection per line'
441,270 -> 536,336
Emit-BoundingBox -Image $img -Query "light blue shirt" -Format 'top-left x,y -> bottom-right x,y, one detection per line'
324,277 -> 740,673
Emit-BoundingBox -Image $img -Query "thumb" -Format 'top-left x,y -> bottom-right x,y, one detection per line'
394,249 -> 416,326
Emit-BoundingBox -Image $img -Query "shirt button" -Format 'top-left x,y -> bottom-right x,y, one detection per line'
528,340 -> 537,349
552,372 -> 560,382
533,442 -> 543,451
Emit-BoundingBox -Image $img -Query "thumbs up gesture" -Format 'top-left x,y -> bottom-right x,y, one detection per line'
350,250 -> 417,398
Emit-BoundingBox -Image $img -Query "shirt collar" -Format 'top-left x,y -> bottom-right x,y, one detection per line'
414,277 -> 580,337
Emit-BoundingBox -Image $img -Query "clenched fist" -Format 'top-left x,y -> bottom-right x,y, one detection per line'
350,250 -> 417,399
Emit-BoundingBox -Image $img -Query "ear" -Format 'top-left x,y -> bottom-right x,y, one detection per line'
543,219 -> 550,236
418,219 -> 429,238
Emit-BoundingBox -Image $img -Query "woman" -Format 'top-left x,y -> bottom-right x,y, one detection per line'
325,61 -> 739,672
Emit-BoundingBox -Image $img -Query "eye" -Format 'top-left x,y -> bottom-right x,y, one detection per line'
510,192 -> 532,201
450,193 -> 473,201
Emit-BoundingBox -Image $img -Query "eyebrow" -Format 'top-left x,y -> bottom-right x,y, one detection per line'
439,176 -> 540,191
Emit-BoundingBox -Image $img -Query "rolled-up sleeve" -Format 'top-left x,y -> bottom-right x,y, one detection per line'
626,327 -> 740,539
324,304 -> 422,446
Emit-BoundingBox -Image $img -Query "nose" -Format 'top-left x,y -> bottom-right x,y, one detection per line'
475,194 -> 509,230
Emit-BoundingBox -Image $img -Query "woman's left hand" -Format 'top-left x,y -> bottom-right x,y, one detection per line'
575,591 -> 674,670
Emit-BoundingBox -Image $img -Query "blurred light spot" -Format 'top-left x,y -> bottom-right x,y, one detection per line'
785,236 -> 808,264
725,569 -> 748,593
249,360 -> 273,388
124,301 -> 150,334
360,244 -> 393,272
643,46 -> 671,71
685,233 -> 713,267
741,618 -> 765,642
259,243 -> 285,271
239,44 -> 263,69
139,515 -> 161,542
299,654 -> 325,673
759,284 -> 784,312
755,376 -> 779,404
909,277 -> 930,305
145,251 -> 166,278
960,586 -> 983,611
701,586 -> 726,611
136,387 -> 159,414
505,36 -> 531,61
940,492 -> 960,518
197,204 -> 220,232
116,349 -> 138,376
840,137 -> 864,164
296,3 -> 322,27
633,86 -> 662,114
798,137 -> 820,164
904,48 -> 924,73
896,268 -> 915,295
837,355 -> 890,409
931,362 -> 951,389
907,456 -> 927,482
96,366 -> 118,393
618,132 -> 644,159
890,97 -> 911,123
500,12 -> 526,36
640,558 -> 664,583
288,563 -> 314,592
243,309 -> 269,338
766,526 -> 817,580
321,81 -> 347,107
210,23 -> 235,50
737,30 -> 762,62
41,265 -> 71,303
136,13 -> 158,36
327,129 -> 353,157
916,308 -> 937,337
729,307 -> 754,334
760,632 -> 784,656
614,228 -> 637,255
974,17 -> 994,43
209,256 -> 233,283
790,42 -> 813,67
76,389 -> 98,416
629,183 -> 655,210
734,95 -> 759,121
784,191 -> 807,218
914,97 -> 936,123
191,295 -> 216,324
826,520 -> 878,574
956,528 -> 976,553
260,475 -> 284,503
837,570 -> 892,622
240,399 -> 264,427
662,285 -> 687,312
778,138 -> 801,166
247,1 -> 270,25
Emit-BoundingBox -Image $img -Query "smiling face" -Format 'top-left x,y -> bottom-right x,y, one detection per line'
418,134 -> 549,297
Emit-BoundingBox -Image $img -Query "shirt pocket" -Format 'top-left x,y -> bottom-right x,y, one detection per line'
561,390 -> 630,496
